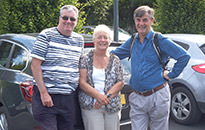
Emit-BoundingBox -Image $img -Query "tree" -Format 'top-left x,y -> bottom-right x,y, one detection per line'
79,0 -> 154,33
154,0 -> 205,34
79,0 -> 113,26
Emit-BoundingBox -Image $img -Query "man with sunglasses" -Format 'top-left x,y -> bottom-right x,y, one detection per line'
111,5 -> 190,130
31,5 -> 84,130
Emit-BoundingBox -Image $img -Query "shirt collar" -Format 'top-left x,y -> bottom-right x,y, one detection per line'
146,29 -> 154,40
56,27 -> 72,38
136,29 -> 154,40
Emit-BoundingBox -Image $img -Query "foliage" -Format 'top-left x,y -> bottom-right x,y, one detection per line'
0,0 -> 9,34
117,0 -> 154,33
79,0 -> 113,26
1,0 -> 204,34
154,0 -> 205,34
0,0 -> 86,34
79,0 -> 154,33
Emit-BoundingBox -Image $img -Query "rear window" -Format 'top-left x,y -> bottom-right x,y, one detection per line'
200,44 -> 205,55
0,41 -> 12,67
11,35 -> 36,51
0,40 -> 29,71
173,40 -> 190,50
9,45 -> 29,70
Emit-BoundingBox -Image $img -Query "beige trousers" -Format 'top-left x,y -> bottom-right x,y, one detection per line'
129,85 -> 171,130
81,107 -> 120,130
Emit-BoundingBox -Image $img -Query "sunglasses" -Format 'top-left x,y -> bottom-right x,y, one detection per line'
61,16 -> 76,22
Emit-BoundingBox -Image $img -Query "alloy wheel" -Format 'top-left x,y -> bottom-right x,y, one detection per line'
0,113 -> 8,130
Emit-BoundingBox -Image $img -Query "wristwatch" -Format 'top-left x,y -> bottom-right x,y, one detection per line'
107,94 -> 112,98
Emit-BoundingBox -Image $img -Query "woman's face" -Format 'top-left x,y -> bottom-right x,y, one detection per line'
94,32 -> 110,51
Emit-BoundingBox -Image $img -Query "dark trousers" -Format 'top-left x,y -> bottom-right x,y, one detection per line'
32,86 -> 75,130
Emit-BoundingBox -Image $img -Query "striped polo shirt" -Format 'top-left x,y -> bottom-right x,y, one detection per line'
31,27 -> 84,94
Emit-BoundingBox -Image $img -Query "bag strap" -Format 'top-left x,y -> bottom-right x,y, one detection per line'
152,32 -> 166,70
128,33 -> 137,60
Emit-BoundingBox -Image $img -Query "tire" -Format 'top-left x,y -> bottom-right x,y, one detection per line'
171,86 -> 202,125
0,113 -> 8,130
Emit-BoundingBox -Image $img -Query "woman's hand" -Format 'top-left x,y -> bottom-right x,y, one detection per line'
94,94 -> 111,109
96,94 -> 110,105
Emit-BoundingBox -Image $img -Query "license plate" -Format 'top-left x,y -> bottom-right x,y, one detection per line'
121,94 -> 126,105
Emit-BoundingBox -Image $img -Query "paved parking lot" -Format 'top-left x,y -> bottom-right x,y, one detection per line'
169,114 -> 205,130
120,114 -> 205,130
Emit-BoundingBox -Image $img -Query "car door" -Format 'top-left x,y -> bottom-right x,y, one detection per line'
0,39 -> 36,130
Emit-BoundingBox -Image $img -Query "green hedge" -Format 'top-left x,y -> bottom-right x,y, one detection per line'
0,0 -> 86,34
154,0 -> 205,34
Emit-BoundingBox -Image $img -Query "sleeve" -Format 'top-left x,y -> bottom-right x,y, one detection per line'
114,56 -> 124,82
31,30 -> 49,60
79,55 -> 87,69
159,35 -> 191,78
110,37 -> 132,60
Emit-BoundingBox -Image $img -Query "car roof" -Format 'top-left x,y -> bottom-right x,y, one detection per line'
164,34 -> 205,46
0,33 -> 36,51
0,33 -> 122,50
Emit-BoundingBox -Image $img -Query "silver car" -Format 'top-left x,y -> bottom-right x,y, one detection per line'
164,34 -> 205,125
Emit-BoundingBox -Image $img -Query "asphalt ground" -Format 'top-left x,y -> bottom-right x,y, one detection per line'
120,114 -> 205,130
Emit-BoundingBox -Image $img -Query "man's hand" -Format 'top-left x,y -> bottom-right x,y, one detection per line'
40,92 -> 54,107
163,70 -> 170,81
31,58 -> 54,107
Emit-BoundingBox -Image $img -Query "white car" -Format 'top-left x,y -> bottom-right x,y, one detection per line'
164,34 -> 205,124
80,26 -> 130,42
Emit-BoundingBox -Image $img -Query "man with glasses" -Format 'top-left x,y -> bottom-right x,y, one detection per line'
31,5 -> 84,130
111,5 -> 190,130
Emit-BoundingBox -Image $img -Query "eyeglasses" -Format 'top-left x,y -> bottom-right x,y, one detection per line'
60,16 -> 76,22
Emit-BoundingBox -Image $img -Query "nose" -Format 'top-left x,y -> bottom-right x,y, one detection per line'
65,18 -> 71,22
101,37 -> 106,41
138,20 -> 144,25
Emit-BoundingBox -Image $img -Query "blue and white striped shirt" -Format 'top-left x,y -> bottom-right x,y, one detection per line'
31,27 -> 84,94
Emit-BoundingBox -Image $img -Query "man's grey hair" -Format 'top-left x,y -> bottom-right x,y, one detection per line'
133,5 -> 154,20
60,5 -> 79,17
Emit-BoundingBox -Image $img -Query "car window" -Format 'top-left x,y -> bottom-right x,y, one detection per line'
81,27 -> 94,34
0,41 -> 12,67
173,40 -> 190,50
9,45 -> 29,71
200,44 -> 205,55
120,59 -> 131,74
11,35 -> 36,51
118,28 -> 130,35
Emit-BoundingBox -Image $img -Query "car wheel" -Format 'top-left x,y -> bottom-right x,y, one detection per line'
171,86 -> 202,124
0,113 -> 8,130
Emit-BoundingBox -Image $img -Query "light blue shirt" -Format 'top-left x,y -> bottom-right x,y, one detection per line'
111,30 -> 190,92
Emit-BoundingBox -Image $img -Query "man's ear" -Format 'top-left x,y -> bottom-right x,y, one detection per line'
152,17 -> 155,23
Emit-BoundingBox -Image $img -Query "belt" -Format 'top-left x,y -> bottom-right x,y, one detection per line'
134,83 -> 166,96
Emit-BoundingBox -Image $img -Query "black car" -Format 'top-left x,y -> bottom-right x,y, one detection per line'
0,33 -> 132,130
